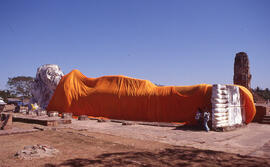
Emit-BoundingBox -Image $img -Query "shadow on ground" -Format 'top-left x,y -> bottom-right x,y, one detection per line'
174,124 -> 204,131
45,146 -> 270,167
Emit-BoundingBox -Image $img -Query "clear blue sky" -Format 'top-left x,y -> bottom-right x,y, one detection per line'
0,0 -> 269,90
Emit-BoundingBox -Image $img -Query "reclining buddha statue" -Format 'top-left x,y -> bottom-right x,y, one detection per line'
31,64 -> 256,130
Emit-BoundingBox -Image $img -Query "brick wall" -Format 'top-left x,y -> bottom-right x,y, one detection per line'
253,105 -> 269,122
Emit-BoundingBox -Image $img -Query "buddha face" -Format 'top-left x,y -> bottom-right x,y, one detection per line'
31,64 -> 64,109
37,64 -> 64,88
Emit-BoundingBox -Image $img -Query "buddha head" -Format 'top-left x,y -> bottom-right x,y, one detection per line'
31,64 -> 64,109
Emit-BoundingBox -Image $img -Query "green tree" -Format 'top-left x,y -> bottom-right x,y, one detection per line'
7,76 -> 34,97
0,90 -> 15,102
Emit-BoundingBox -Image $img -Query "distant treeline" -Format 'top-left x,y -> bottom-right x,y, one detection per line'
253,87 -> 270,100
0,90 -> 16,102
0,76 -> 34,102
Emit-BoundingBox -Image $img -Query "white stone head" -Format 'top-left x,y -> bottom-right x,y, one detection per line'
31,64 -> 64,109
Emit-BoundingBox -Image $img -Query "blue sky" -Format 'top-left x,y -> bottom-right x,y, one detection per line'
0,0 -> 269,90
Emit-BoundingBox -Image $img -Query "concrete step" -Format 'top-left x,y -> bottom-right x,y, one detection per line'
260,115 -> 270,124
261,119 -> 270,122
261,119 -> 270,124
261,121 -> 270,124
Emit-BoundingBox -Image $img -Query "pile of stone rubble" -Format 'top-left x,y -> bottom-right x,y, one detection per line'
15,144 -> 59,160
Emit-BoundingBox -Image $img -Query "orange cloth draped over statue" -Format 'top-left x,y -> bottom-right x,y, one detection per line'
47,70 -> 255,124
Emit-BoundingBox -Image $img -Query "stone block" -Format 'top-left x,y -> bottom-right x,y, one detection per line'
20,106 -> 28,113
122,122 -> 134,125
28,111 -> 37,116
97,119 -> 108,122
78,115 -> 88,120
253,105 -> 267,122
48,111 -> 59,117
62,112 -> 73,119
0,105 -> 5,112
0,113 -> 13,130
37,110 -> 47,116
3,104 -> 15,112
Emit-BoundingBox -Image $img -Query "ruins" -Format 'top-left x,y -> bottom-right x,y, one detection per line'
233,52 -> 270,123
233,52 -> 252,90
0,57 -> 269,166
15,144 -> 59,160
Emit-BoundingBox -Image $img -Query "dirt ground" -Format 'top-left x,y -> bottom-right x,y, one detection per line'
0,122 -> 270,167
68,119 -> 270,158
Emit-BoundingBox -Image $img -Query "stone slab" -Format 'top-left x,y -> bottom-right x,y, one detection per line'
12,113 -> 71,126
0,128 -> 39,136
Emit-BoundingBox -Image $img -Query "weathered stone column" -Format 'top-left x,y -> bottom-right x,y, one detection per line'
233,52 -> 252,90
0,113 -> 12,130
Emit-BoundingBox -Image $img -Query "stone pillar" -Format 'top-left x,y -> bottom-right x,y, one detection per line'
0,113 -> 12,130
233,52 -> 252,90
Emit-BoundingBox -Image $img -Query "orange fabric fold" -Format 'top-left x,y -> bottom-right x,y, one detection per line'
47,70 -> 255,124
